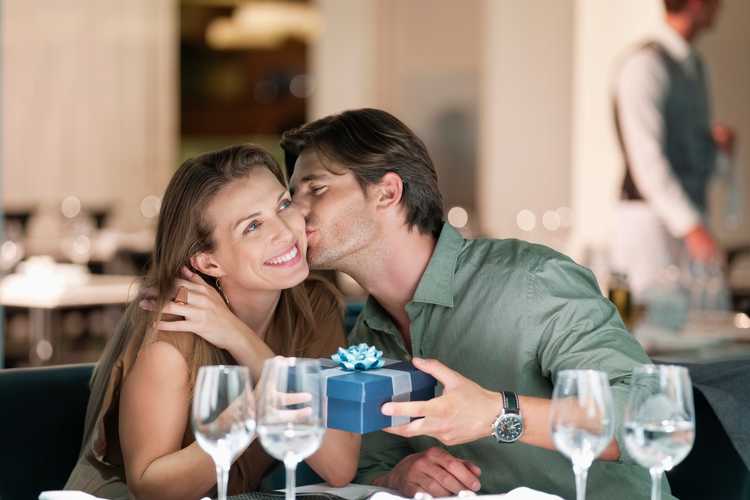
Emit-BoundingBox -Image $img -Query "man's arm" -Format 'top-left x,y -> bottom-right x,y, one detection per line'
382,254 -> 650,463
381,358 -> 622,459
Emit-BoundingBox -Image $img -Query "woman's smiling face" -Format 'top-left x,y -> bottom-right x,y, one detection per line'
203,166 -> 309,292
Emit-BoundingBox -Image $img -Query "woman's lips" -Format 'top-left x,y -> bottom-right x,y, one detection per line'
264,244 -> 302,268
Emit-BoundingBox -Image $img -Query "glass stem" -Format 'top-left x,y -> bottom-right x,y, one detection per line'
650,467 -> 663,500
573,464 -> 589,500
285,458 -> 297,500
216,464 -> 229,500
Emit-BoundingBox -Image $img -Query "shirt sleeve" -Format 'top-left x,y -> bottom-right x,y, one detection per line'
355,431 -> 415,485
616,50 -> 702,237
528,252 -> 652,464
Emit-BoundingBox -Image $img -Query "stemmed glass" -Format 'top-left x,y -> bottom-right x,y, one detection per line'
192,365 -> 256,500
257,357 -> 325,500
550,369 -> 615,500
624,365 -> 695,500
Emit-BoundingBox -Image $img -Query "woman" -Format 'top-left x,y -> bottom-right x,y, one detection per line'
65,145 -> 360,499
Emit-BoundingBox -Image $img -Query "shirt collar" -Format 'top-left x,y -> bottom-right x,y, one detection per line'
410,223 -> 464,308
360,223 -> 464,333
655,22 -> 694,63
361,294 -> 398,335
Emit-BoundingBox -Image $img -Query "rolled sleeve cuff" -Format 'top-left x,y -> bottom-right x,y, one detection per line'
662,203 -> 701,238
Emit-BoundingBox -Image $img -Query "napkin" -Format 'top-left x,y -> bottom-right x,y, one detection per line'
38,492 -> 106,500
370,487 -> 563,500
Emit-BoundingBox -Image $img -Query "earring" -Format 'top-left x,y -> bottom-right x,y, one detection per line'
216,278 -> 231,308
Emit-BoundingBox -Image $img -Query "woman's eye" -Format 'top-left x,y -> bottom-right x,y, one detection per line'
279,198 -> 292,210
244,221 -> 261,235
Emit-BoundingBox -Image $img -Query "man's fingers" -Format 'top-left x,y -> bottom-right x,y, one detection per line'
155,320 -> 192,332
413,473 -> 452,498
159,302 -> 193,317
173,279 -> 208,294
462,460 -> 482,477
383,418 -> 427,438
279,391 -> 313,406
139,287 -> 158,300
443,459 -> 481,491
424,448 -> 481,492
422,463 -> 464,495
139,299 -> 156,311
382,400 -> 429,418
411,358 -> 463,389
182,266 -> 210,286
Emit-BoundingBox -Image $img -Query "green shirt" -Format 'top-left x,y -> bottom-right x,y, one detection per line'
349,224 -> 673,499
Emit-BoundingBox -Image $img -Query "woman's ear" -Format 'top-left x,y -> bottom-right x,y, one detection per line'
374,172 -> 404,210
189,252 -> 225,278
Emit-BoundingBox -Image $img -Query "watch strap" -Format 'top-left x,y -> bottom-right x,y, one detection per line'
503,391 -> 519,414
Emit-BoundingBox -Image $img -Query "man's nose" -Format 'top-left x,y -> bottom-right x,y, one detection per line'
293,194 -> 311,219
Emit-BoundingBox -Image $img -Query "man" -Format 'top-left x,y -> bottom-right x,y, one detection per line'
612,0 -> 736,299
283,109 -> 671,499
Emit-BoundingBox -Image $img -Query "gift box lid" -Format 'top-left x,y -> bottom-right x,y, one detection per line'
321,358 -> 436,403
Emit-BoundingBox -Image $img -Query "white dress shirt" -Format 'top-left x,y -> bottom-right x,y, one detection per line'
615,24 -> 708,237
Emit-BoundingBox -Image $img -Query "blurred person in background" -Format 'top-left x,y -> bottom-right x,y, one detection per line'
65,145 -> 359,499
611,0 -> 737,300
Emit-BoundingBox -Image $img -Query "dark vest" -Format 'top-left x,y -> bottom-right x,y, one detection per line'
613,41 -> 716,213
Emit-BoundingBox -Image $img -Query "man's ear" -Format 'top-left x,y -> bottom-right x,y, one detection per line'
189,252 -> 225,278
374,172 -> 404,210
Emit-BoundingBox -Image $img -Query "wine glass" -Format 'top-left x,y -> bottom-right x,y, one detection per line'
624,365 -> 695,500
256,357 -> 324,500
550,369 -> 615,500
192,365 -> 256,500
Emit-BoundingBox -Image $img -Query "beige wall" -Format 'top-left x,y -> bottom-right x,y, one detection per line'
311,0 -> 481,219
2,0 -> 177,244
310,0 -> 379,118
479,0 -> 575,248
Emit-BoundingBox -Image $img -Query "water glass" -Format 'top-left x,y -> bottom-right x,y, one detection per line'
624,365 -> 695,500
192,365 -> 256,500
550,369 -> 615,500
256,357 -> 324,500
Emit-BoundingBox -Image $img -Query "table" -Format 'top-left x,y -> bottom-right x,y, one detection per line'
0,273 -> 139,365
635,310 -> 750,364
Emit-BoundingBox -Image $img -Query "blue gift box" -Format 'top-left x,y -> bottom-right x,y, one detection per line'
320,358 -> 437,434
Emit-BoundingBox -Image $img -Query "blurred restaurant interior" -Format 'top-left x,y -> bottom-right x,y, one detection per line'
0,0 -> 750,496
4,0 -> 750,367
1,0 -> 750,497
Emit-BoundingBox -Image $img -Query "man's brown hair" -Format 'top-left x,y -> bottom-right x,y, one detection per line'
281,108 -> 444,236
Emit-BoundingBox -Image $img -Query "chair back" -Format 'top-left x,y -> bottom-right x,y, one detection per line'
0,363 -> 93,500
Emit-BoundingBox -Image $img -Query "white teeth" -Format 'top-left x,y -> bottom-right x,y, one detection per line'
267,246 -> 298,265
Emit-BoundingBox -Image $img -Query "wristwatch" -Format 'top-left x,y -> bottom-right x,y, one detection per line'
491,391 -> 524,443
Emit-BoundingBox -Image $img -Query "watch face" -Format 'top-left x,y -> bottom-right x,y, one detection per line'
495,414 -> 523,442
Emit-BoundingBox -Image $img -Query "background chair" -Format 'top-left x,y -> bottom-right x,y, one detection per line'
666,362 -> 750,500
0,363 -> 93,500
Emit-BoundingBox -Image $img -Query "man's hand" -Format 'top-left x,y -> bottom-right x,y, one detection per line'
373,447 -> 481,497
713,123 -> 736,155
381,358 -> 501,446
684,224 -> 719,262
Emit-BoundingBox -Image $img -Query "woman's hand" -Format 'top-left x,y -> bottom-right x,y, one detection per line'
139,267 -> 275,379
140,267 -> 251,354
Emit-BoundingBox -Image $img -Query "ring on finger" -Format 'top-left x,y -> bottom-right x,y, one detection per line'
174,286 -> 189,305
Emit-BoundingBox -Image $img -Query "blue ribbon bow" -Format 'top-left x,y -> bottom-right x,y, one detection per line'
331,343 -> 385,371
